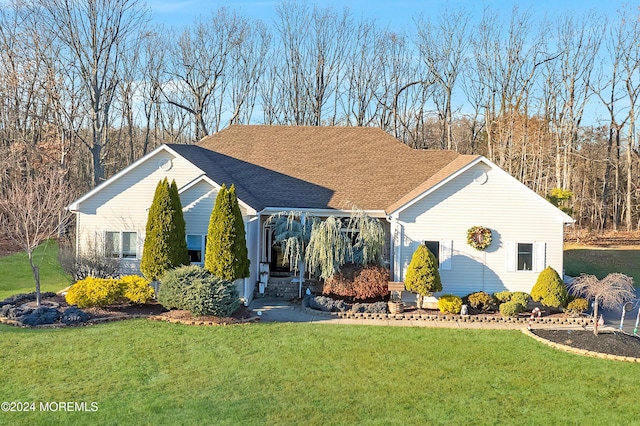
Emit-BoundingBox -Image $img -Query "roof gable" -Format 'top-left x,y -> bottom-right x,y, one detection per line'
67,144 -> 191,211
388,155 -> 574,223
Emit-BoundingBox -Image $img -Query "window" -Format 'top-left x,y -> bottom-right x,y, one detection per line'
517,243 -> 533,271
506,242 -> 545,272
187,235 -> 206,264
105,231 -> 137,259
122,232 -> 137,258
423,240 -> 452,271
424,241 -> 440,264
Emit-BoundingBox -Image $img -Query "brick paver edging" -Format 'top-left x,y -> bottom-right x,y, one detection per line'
521,328 -> 640,363
147,315 -> 260,326
302,306 -> 592,326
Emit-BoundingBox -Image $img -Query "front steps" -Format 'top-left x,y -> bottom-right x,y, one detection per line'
255,277 -> 320,299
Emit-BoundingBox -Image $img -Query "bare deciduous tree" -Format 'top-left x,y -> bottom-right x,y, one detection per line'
570,273 -> 635,335
0,168 -> 75,305
40,0 -> 149,186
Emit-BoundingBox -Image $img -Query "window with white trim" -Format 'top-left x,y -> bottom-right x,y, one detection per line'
105,231 -> 137,259
423,240 -> 452,270
506,242 -> 545,272
187,234 -> 206,264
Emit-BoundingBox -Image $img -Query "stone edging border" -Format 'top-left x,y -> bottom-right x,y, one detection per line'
521,328 -> 640,363
301,306 -> 592,326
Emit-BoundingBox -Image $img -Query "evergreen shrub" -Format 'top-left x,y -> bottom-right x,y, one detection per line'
140,178 -> 189,281
404,244 -> 442,296
158,265 -> 239,317
65,277 -> 123,308
493,291 -> 512,304
466,291 -> 496,312
565,297 -> 589,316
493,291 -> 530,306
438,294 -> 463,314
531,266 -> 568,308
499,300 -> 525,317
120,275 -> 155,304
65,275 -> 155,307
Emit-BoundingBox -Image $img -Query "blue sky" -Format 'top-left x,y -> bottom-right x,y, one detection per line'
148,0 -> 626,28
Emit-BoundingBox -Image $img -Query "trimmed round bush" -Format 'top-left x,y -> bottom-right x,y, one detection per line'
493,291 -> 530,307
158,265 -> 239,317
466,291 -> 495,312
511,292 -> 530,307
531,266 -> 568,308
438,294 -> 463,314
65,277 -> 123,308
493,291 -> 512,304
565,297 -> 589,316
120,275 -> 155,305
499,300 -> 525,317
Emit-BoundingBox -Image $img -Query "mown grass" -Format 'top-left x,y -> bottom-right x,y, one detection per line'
0,320 -> 638,425
0,240 -> 72,300
564,244 -> 640,286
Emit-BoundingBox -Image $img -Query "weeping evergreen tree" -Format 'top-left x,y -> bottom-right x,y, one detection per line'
268,211 -> 316,275
140,178 -> 189,281
305,216 -> 351,279
269,209 -> 386,280
205,184 -> 250,280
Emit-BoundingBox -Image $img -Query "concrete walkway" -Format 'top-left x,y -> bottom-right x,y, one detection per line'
249,297 -> 591,330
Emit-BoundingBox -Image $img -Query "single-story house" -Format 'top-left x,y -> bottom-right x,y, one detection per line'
68,125 -> 574,305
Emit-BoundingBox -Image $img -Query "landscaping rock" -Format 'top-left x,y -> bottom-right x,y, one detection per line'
0,292 -> 57,308
19,307 -> 61,326
61,307 -> 90,325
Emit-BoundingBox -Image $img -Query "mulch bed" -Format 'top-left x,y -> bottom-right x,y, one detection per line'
532,329 -> 640,358
4,294 -> 255,326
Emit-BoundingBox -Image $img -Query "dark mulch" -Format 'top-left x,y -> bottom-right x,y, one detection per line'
532,329 -> 640,358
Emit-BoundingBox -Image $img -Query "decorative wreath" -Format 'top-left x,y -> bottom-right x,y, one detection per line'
467,226 -> 492,250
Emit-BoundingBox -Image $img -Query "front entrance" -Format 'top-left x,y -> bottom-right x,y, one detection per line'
263,225 -> 292,277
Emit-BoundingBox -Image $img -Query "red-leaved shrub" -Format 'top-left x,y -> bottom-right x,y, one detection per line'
322,263 -> 390,301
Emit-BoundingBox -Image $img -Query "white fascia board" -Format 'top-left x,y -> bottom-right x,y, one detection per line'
178,175 -> 257,216
258,207 -> 387,218
66,144 -> 197,212
389,156 -> 575,224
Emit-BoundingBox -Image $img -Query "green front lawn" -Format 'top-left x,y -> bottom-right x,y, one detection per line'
0,320 -> 637,425
564,245 -> 640,286
0,240 -> 72,300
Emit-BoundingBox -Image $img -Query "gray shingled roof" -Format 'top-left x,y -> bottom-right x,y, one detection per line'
169,125 -> 478,213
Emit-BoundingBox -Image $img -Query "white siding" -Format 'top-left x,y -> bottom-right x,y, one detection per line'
394,162 -> 566,296
75,150 -> 206,273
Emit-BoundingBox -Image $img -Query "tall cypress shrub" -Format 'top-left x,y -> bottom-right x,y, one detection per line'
168,179 -> 189,267
229,185 -> 250,278
140,178 -> 189,281
205,184 -> 249,280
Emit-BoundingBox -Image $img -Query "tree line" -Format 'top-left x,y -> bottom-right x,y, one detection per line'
1,0 -> 639,231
